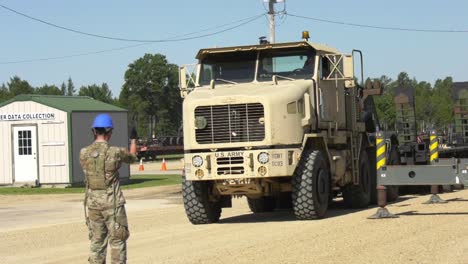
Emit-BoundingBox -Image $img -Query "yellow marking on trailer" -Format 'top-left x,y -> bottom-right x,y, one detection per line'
377,146 -> 386,157
376,138 -> 383,145
430,142 -> 438,152
430,152 -> 439,161
377,158 -> 386,170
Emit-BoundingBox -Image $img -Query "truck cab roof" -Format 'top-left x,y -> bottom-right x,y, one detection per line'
196,41 -> 340,60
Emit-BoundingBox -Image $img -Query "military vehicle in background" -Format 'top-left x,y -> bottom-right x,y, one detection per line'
179,32 -> 388,224
135,126 -> 184,160
136,136 -> 184,160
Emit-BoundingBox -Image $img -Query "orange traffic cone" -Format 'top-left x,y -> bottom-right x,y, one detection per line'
160,158 -> 167,171
138,159 -> 144,171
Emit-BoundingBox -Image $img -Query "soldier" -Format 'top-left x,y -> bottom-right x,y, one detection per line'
80,113 -> 137,264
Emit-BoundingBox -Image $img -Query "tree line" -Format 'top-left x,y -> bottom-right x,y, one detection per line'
0,76 -> 116,105
0,54 -> 181,138
371,72 -> 455,133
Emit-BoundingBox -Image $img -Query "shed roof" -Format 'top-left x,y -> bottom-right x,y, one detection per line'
0,95 -> 127,113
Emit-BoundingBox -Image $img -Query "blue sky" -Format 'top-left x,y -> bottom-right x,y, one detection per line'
1,0 -> 467,97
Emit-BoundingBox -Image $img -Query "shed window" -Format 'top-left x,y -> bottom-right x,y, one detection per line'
18,130 -> 32,155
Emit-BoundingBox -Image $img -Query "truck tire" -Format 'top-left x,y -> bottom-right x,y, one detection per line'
247,197 -> 276,213
182,175 -> 221,224
343,151 -> 372,208
292,150 -> 330,219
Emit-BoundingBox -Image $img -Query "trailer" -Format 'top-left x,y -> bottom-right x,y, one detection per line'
370,130 -> 468,219
136,136 -> 184,160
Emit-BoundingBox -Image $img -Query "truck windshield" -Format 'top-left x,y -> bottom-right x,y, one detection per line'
199,51 -> 257,85
257,48 -> 315,81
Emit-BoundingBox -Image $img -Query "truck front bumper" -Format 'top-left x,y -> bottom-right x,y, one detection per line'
184,148 -> 302,181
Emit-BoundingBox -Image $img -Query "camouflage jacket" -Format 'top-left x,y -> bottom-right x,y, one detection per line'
80,141 -> 137,210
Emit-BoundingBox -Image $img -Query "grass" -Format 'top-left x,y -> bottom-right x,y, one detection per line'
121,174 -> 181,190
0,174 -> 181,195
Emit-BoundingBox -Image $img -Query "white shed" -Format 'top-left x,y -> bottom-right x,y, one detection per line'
0,95 -> 130,187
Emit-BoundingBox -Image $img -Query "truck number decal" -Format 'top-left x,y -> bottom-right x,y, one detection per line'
272,153 -> 282,159
272,161 -> 283,166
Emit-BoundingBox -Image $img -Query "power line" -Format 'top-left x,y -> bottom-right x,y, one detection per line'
163,14 -> 266,40
0,44 -> 148,65
288,13 -> 468,33
0,3 -> 266,42
0,14 -> 265,65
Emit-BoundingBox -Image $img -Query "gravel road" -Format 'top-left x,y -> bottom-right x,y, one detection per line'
1,185 -> 467,264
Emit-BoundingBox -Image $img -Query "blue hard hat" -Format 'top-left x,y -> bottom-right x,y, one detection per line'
91,113 -> 114,128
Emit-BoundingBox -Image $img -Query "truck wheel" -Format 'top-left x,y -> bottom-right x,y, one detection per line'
292,150 -> 330,219
343,151 -> 372,208
247,197 -> 276,213
182,175 -> 221,224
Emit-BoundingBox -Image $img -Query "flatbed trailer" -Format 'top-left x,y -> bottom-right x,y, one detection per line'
136,136 -> 184,160
369,131 -> 468,219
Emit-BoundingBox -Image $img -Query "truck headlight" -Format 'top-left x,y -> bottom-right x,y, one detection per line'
192,155 -> 204,167
258,152 -> 269,164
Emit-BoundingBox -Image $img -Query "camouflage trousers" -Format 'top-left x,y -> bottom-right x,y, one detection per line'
87,206 -> 130,264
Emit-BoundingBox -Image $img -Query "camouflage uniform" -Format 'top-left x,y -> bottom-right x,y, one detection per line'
80,141 -> 136,264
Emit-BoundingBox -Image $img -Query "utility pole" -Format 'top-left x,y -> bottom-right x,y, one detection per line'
268,0 -> 275,43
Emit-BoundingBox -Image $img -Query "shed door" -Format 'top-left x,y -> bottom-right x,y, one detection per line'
13,126 -> 38,183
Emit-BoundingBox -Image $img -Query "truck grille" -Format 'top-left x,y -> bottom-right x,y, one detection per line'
195,103 -> 265,144
216,157 -> 245,175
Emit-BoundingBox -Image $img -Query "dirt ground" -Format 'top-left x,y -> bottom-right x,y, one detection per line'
1,185 -> 468,264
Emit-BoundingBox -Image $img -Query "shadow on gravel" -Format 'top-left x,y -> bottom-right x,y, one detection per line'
397,210 -> 468,216
219,195 -> 429,224
445,198 -> 468,202
220,210 -> 296,224
219,200 -> 364,224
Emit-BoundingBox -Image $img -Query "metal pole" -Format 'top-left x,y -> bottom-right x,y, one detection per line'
268,0 -> 275,43
424,130 -> 447,204
368,131 -> 398,219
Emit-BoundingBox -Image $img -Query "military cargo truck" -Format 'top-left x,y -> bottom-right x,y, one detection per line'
179,34 -> 383,224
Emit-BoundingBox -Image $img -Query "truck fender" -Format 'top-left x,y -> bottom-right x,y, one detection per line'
301,134 -> 331,168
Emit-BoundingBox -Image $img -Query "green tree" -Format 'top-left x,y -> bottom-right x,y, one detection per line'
78,83 -> 113,104
60,82 -> 66,95
414,81 -> 433,131
35,84 -> 62,95
67,77 -> 75,96
431,77 -> 454,129
395,72 -> 417,89
0,83 -> 11,102
120,53 -> 181,137
7,76 -> 34,96
372,75 -> 397,129
374,92 -> 396,130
